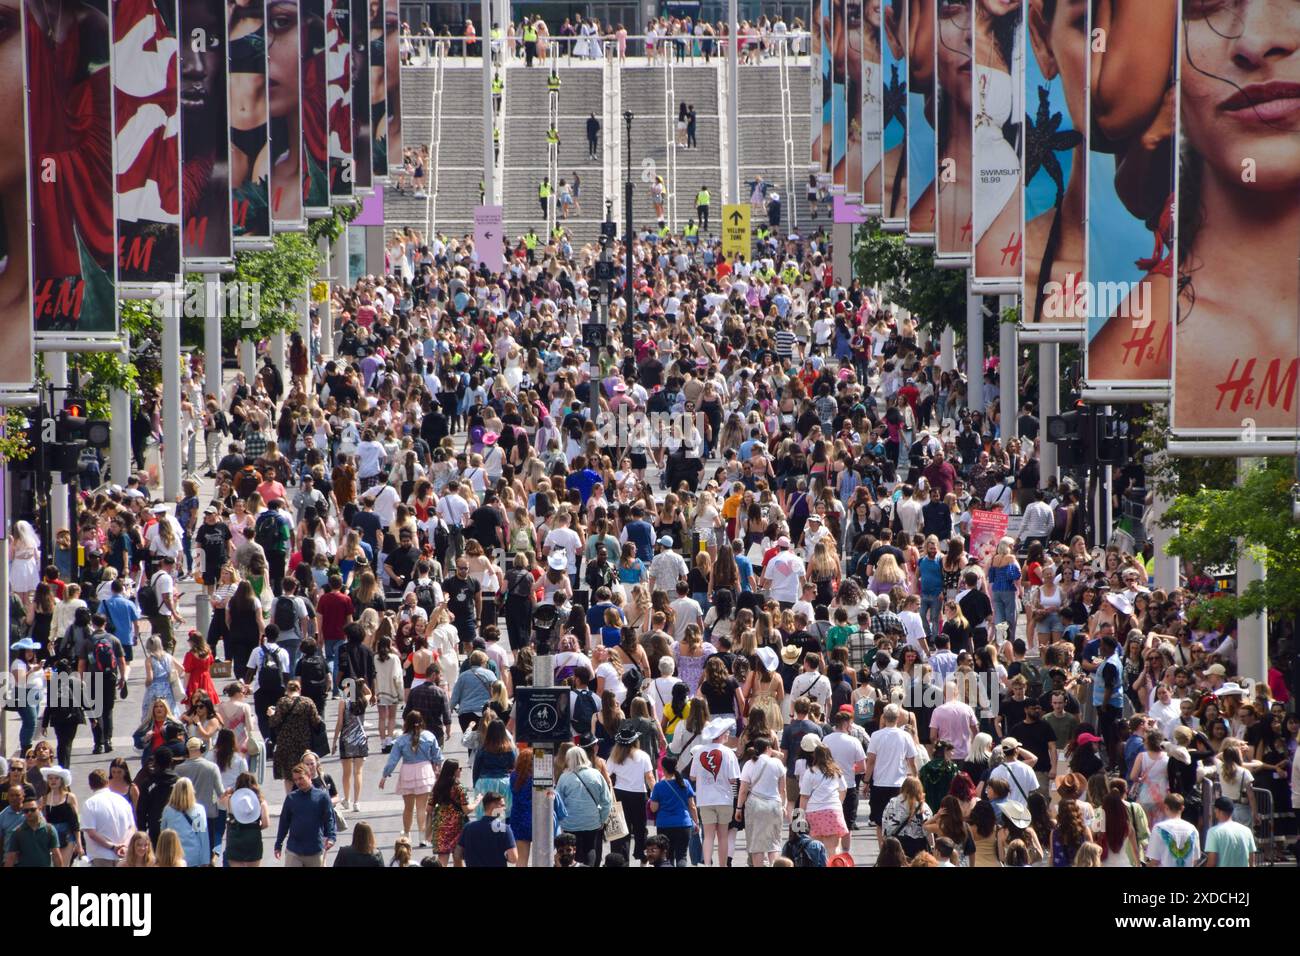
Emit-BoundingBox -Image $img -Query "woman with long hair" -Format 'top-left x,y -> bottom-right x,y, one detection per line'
161,778 -> 210,867
224,579 -> 264,674
1050,796 -> 1093,866
428,758 -> 474,865
140,636 -> 182,721
333,679 -> 373,812
121,831 -> 156,868
380,709 -> 443,844
881,776 -> 934,859
471,719 -> 518,819
799,740 -> 850,854
607,724 -> 656,863
220,772 -> 270,867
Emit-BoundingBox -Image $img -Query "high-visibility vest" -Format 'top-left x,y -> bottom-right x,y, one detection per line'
696,189 -> 710,206
683,223 -> 698,238
552,226 -> 564,240
524,231 -> 538,249
757,227 -> 771,241
657,224 -> 670,238
492,75 -> 503,94
547,74 -> 561,92
539,182 -> 552,199
523,25 -> 537,41
546,128 -> 559,145
490,27 -> 502,40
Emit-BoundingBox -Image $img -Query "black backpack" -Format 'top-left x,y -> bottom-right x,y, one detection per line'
257,644 -> 286,697
571,688 -> 598,735
273,596 -> 298,631
413,582 -> 437,614
137,571 -> 165,616
297,653 -> 329,697
255,512 -> 285,554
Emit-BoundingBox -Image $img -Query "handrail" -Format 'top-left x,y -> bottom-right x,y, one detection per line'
425,45 -> 445,236
663,50 -> 677,231
777,39 -> 797,229
401,31 -> 813,66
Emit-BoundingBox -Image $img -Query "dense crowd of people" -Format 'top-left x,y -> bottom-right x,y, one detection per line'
4,217 -> 1295,869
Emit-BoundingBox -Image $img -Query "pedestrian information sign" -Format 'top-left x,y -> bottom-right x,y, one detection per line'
721,204 -> 751,260
516,687 -> 571,744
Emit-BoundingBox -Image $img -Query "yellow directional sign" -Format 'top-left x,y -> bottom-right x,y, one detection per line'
721,204 -> 751,260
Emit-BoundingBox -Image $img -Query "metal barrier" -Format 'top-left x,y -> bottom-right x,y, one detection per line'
401,32 -> 812,68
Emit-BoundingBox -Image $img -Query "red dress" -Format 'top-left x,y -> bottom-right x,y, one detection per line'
184,651 -> 220,705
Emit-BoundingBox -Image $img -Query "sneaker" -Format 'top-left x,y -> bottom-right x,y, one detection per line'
352,800 -> 361,813
92,744 -> 103,755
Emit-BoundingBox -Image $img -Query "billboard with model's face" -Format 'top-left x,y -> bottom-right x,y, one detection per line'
25,0 -> 117,332
935,0 -> 973,265
1022,0 -> 1085,323
383,0 -> 400,176
349,0 -> 370,191
179,0 -> 232,263
0,0 -> 34,386
267,0 -> 304,226
1084,0 -> 1175,385
832,0 -> 847,189
1171,0 -> 1299,435
847,0 -> 863,200
228,0 -> 271,240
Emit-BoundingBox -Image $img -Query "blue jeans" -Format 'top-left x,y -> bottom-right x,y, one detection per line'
210,810 -> 227,855
325,639 -> 342,693
278,637 -> 302,674
692,592 -> 710,616
992,590 -> 1018,633
16,703 -> 38,752
920,594 -> 943,639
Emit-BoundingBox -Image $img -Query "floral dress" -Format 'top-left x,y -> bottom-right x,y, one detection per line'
429,784 -> 471,855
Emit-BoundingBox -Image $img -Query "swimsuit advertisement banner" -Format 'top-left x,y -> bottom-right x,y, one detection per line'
971,0 -> 1024,288
861,0 -> 884,211
935,0 -> 974,265
227,0 -> 271,242
907,0 -> 936,241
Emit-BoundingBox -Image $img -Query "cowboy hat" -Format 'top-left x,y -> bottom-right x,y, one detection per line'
230,788 -> 262,825
755,646 -> 780,673
547,551 -> 568,570
780,644 -> 802,666
1001,800 -> 1031,829
39,766 -> 72,788
701,717 -> 736,742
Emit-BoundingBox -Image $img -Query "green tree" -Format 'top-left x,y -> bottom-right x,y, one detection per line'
1163,457 -> 1299,625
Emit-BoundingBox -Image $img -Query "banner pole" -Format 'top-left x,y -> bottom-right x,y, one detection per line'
162,283 -> 183,501
965,276 -> 983,414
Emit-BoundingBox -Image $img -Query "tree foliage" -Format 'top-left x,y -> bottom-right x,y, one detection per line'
1136,404 -> 1237,499
229,232 -> 322,341
1163,457 -> 1299,625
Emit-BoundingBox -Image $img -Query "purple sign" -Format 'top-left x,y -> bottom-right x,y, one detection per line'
474,205 -> 504,274
353,186 -> 385,226
833,196 -> 870,225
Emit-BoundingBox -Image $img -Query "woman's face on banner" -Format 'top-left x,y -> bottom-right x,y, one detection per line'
866,0 -> 882,31
939,0 -> 974,114
909,0 -> 935,84
0,0 -> 20,191
980,0 -> 1018,16
267,0 -> 300,118
1183,0 -> 1300,190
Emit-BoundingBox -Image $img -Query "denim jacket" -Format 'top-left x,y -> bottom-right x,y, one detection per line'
381,730 -> 443,780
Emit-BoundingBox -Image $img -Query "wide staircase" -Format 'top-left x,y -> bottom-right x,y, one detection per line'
736,63 -> 811,232
389,59 -> 812,243
501,67 -> 606,246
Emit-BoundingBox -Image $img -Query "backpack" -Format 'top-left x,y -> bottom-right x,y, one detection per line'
255,512 -> 286,554
571,687 -> 598,735
92,634 -> 118,674
137,571 -> 165,616
237,465 -> 261,498
1020,659 -> 1045,700
273,596 -> 298,631
257,644 -> 286,697
783,834 -> 826,868
413,582 -> 438,614
297,653 -> 329,697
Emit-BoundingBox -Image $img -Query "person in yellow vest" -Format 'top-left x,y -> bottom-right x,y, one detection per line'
546,126 -> 560,150
538,177 -> 552,218
490,23 -> 502,65
695,185 -> 711,231
552,224 -> 565,243
656,220 -> 670,240
491,72 -> 503,112
522,19 -> 538,67
493,125 -> 500,163
547,70 -> 562,94
523,228 -> 539,263
683,218 -> 699,246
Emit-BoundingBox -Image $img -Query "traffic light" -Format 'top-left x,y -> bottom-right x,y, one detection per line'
1046,405 -> 1090,468
59,400 -> 111,450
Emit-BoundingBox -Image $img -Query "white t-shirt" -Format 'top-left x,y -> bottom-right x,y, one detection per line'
799,767 -> 848,812
990,759 -> 1040,800
669,597 -> 703,641
740,754 -> 786,800
436,494 -> 471,528
608,748 -> 655,793
1147,818 -> 1202,867
245,644 -> 291,693
369,484 -> 401,528
823,731 -> 868,776
764,551 -> 805,602
81,789 -> 137,862
595,661 -> 628,707
790,671 -> 831,711
356,440 -> 387,477
544,527 -> 583,573
866,726 -> 920,787
690,743 -> 740,807
647,676 -> 682,722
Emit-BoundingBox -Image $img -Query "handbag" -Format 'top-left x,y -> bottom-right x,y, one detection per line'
168,662 -> 186,704
310,718 -> 330,757
211,660 -> 234,679
603,799 -> 630,842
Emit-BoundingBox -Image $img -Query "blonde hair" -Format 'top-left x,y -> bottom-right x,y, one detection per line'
873,553 -> 905,584
168,777 -> 197,815
155,830 -> 185,867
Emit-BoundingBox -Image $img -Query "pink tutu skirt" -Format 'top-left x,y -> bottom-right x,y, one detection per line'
396,761 -> 437,795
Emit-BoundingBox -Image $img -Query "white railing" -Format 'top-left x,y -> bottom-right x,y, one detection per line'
603,40 -> 619,231
401,32 -> 812,68
777,38 -> 797,229
425,45 -> 446,237
546,73 -> 559,237
663,51 -> 678,231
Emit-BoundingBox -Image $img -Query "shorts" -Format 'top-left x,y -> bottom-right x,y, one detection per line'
868,785 -> 901,827
1035,612 -> 1061,634
630,452 -> 647,469
698,804 -> 732,827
